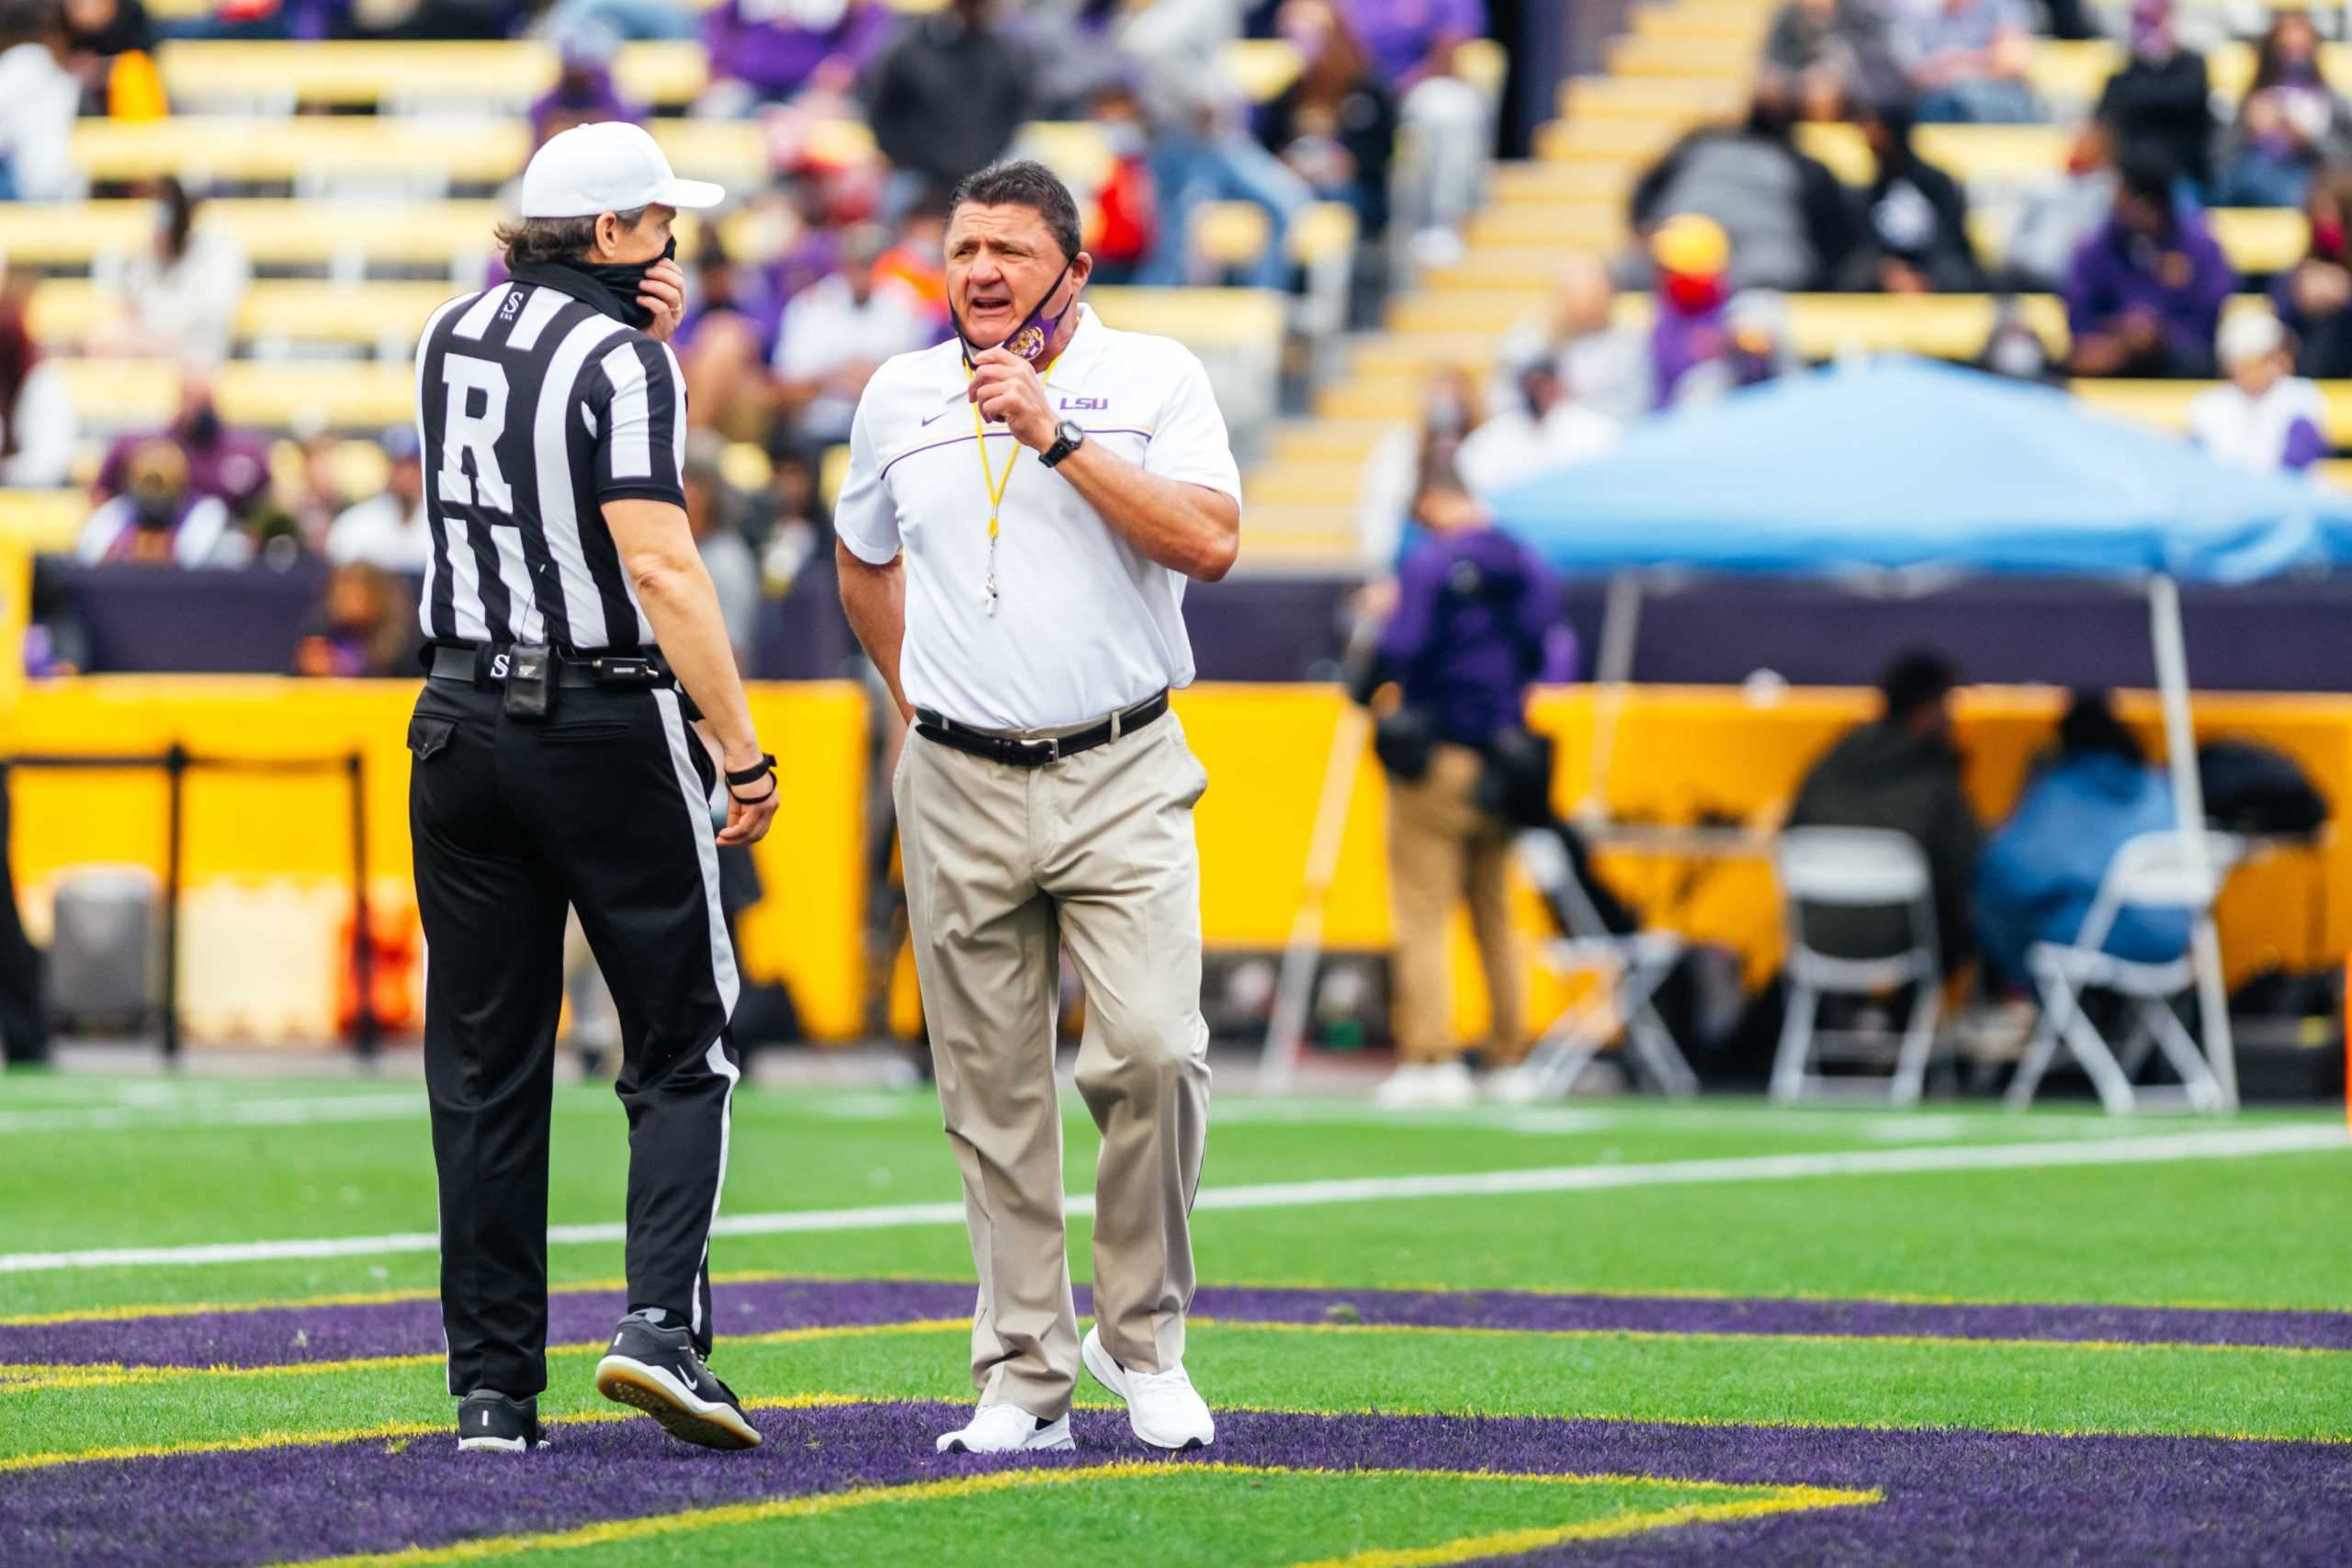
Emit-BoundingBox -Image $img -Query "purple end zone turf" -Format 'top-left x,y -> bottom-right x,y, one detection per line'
7,1402 -> 2348,1567
16,1278 -> 2352,1371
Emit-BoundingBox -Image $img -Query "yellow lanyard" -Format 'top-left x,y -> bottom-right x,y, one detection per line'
967,356 -> 1055,615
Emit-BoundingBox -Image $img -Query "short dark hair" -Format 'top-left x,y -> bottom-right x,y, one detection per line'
492,206 -> 648,269
2057,687 -> 2145,766
2117,145 -> 2177,213
1879,650 -> 1958,724
947,159 -> 1081,262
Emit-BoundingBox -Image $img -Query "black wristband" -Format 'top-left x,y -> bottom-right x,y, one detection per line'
725,753 -> 777,802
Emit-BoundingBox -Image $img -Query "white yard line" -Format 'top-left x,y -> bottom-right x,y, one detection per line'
0,1095 -> 433,1134
1,1124 -> 2338,1274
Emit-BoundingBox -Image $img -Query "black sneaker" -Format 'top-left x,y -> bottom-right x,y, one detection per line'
592,1311 -> 762,1451
457,1390 -> 548,1453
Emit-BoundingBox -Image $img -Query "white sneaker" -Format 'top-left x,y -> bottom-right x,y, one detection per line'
1081,1326 -> 1215,1450
933,1403 -> 1073,1455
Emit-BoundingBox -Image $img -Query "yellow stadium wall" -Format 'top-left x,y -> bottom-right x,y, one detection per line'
9,677 -> 2346,1050
6,677 -> 868,1040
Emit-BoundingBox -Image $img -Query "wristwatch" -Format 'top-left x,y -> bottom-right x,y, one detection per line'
1039,419 -> 1086,469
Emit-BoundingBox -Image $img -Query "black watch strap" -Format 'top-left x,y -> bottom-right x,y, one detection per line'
1040,421 -> 1084,469
725,752 -> 778,802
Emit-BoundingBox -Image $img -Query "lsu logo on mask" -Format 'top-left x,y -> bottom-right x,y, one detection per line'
1007,323 -> 1048,361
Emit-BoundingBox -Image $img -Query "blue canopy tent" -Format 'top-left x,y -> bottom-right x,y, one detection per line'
1477,356 -> 2352,1110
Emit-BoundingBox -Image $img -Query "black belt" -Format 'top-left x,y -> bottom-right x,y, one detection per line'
916,690 -> 1169,768
424,642 -> 674,690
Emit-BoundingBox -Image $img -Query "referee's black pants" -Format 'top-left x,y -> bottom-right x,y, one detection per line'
407,676 -> 742,1401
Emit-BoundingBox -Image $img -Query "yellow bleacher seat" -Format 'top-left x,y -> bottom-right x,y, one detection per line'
1455,37 -> 1509,96
1016,121 -> 1115,197
1799,122 -> 2072,186
1631,0 -> 1777,43
28,279 -> 458,349
1228,501 -> 1358,562
1387,288 -> 1546,335
154,39 -> 708,109
1534,116 -> 1685,165
1490,160 -> 1634,204
2073,377 -> 2352,444
818,443 -> 851,512
1288,200 -> 1359,266
1560,74 -> 1742,124
1193,201 -> 1273,274
0,199 -> 507,269
1243,457 -> 1364,508
1966,207 -> 2309,276
54,359 -> 415,432
72,116 -> 533,185
2027,39 -> 2345,107
1603,32 -> 1756,81
1464,201 -> 1625,250
1272,418 -> 1393,467
1220,38 -> 1304,104
1088,287 -> 1284,349
1,491 -> 91,554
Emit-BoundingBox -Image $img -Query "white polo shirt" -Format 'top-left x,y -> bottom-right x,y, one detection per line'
835,304 -> 1242,731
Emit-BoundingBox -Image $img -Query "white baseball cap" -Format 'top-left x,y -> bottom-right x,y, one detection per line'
519,121 -> 725,219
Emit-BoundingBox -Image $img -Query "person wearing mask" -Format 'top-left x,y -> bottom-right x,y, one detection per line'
771,221 -> 932,452
860,0 -> 1034,193
1889,0 -> 2039,124
1644,212 -> 1735,405
699,0 -> 891,113
1630,87 -> 1860,292
77,438 -> 250,566
1842,96 -> 1984,293
2064,147 -> 2237,378
529,24 -> 641,147
325,427 -> 432,571
2215,12 -> 2352,210
1999,118 -> 2117,291
94,176 -> 252,367
93,367 -> 272,518
1673,287 -> 1799,403
62,0 -> 157,117
1356,479 -> 1572,1108
1976,689 -> 2188,991
0,0 -> 78,202
2095,0 -> 2212,194
2272,165 -> 2352,377
1762,0 -> 1896,122
1355,362 -> 1480,570
1786,651 -> 1981,979
2188,306 -> 2325,473
1335,0 -> 1487,266
1261,0 -> 1398,241
294,560 -> 416,677
0,273 -> 72,486
1456,346 -> 1617,496
1082,77 -> 1159,285
1488,254 -> 1652,425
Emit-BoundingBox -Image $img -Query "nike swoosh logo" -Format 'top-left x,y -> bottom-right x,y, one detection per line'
921,409 -> 951,427
683,1370 -> 702,1392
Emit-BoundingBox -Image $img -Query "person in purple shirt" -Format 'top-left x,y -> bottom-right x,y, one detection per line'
93,367 -> 271,522
701,0 -> 892,110
529,24 -> 643,146
2064,145 -> 2237,378
1355,479 -> 1573,1107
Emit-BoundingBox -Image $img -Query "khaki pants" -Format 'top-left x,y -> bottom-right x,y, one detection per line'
1387,742 -> 1526,1065
893,710 -> 1211,1418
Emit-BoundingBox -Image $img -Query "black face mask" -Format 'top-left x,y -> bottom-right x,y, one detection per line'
564,236 -> 677,329
186,404 -> 221,446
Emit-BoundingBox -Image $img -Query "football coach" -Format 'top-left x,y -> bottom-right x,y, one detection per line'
408,121 -> 780,1455
835,159 -> 1241,1457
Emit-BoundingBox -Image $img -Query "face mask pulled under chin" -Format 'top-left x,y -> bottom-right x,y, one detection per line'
571,235 -> 677,327
953,259 -> 1073,367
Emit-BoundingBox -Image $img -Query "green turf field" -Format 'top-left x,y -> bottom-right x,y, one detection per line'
2,1071 -> 2346,1565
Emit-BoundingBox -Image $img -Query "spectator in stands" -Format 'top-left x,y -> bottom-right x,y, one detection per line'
2000,118 -> 2116,291
700,0 -> 891,114
2189,306 -> 2325,473
2094,0 -> 2211,195
1680,287 -> 1799,401
91,177 -> 251,367
1975,689 -> 2185,989
772,221 -> 929,452
1630,85 -> 1859,292
1456,344 -> 1618,496
293,561 -> 413,676
1644,211 -> 1735,405
1355,361 -> 1480,570
1491,255 -> 1652,425
529,23 -> 641,146
78,437 -> 251,566
1335,0 -> 1487,267
0,275 -> 73,487
325,426 -> 431,571
2215,13 -> 2352,211
2274,165 -> 2352,377
1762,0 -> 1895,122
1785,649 -> 1980,978
861,0 -> 1033,192
1136,85 -> 1313,292
95,367 -> 272,521
756,446 -> 824,593
1887,0 -> 2037,124
1843,96 -> 1983,292
1261,0 -> 1397,241
1359,477 -> 1570,1107
2063,147 -> 2236,378
542,0 -> 691,44
874,188 -> 950,326
62,0 -> 158,118
1977,295 -> 2062,381
0,0 -> 79,200
684,431 -> 761,666
1083,77 -> 1160,284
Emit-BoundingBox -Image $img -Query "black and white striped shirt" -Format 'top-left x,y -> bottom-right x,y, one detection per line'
413,269 -> 686,651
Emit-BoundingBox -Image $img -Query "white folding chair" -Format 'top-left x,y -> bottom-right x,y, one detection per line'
1495,828 -> 1699,1101
2004,830 -> 2239,1115
1771,827 -> 1944,1107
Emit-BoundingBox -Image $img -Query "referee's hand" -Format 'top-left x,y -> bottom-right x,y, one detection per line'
717,748 -> 778,846
639,257 -> 687,344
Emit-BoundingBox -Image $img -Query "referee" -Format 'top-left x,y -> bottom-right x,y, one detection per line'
408,121 -> 779,1456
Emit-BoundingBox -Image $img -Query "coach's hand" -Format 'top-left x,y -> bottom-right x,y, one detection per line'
967,347 -> 1057,451
717,742 -> 779,846
639,257 -> 688,344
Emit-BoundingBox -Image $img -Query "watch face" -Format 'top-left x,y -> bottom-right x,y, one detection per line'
1058,420 -> 1085,446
